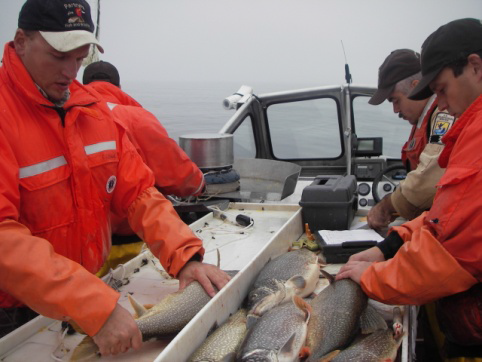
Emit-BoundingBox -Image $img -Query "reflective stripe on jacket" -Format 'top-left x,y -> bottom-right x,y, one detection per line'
0,43 -> 203,336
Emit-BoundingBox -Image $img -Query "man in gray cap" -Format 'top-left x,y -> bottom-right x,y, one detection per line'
367,49 -> 455,230
338,18 -> 482,355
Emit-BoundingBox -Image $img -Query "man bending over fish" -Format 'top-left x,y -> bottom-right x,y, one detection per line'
0,0 -> 230,357
338,18 -> 482,358
366,49 -> 455,230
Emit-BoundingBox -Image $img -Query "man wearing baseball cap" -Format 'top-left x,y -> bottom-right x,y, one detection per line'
82,61 -> 206,275
367,49 -> 454,230
0,0 -> 230,356
338,18 -> 482,356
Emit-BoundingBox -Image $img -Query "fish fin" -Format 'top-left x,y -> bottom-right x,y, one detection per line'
293,295 -> 312,322
320,269 -> 335,284
278,331 -> 297,357
319,349 -> 340,362
246,314 -> 260,329
128,294 -> 148,318
299,346 -> 310,359
70,336 -> 100,361
360,304 -> 388,334
286,275 -> 307,292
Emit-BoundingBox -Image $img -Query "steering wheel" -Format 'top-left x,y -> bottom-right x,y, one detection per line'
372,164 -> 407,203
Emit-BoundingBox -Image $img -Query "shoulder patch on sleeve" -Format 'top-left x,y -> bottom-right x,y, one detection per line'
429,111 -> 455,144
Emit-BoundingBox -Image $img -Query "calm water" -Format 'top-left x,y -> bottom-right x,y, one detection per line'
121,80 -> 411,158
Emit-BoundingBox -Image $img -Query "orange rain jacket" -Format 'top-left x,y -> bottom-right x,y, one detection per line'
0,43 -> 204,336
401,100 -> 435,171
361,95 -> 482,305
86,81 -> 205,198
86,80 -> 142,107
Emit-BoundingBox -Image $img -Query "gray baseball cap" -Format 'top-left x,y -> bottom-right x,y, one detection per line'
369,49 -> 421,105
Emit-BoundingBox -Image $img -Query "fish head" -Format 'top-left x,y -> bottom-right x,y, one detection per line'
246,287 -> 273,309
238,348 -> 278,362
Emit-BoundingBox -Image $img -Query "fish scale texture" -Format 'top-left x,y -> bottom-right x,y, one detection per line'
188,309 -> 248,362
331,329 -> 400,361
136,281 -> 211,340
238,301 -> 308,361
247,249 -> 318,308
306,279 -> 368,361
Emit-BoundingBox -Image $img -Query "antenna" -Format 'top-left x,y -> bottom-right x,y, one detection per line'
341,40 -> 352,84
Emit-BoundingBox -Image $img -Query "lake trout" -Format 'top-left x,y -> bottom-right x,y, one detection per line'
237,296 -> 311,362
305,271 -> 369,361
326,329 -> 403,362
188,309 -> 248,362
246,248 -> 322,318
71,271 -> 237,361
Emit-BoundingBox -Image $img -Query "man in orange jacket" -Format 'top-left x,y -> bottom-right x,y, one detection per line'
82,61 -> 206,202
367,49 -> 455,230
0,0 -> 229,356
82,61 -> 206,272
338,18 -> 482,354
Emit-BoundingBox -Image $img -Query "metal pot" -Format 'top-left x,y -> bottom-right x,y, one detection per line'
179,133 -> 234,170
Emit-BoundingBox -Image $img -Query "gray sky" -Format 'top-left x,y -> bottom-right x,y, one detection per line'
1,0 -> 481,87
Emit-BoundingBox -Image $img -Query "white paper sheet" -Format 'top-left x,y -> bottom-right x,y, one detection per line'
316,229 -> 384,245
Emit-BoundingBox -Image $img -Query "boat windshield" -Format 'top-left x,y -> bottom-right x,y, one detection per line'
352,96 -> 412,158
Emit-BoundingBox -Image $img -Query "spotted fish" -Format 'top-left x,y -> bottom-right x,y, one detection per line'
188,309 -> 248,362
246,248 -> 322,318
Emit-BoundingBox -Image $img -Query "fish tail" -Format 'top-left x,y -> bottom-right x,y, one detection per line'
70,336 -> 100,361
360,304 -> 388,334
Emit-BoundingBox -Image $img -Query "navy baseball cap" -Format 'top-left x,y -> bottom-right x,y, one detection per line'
83,61 -> 120,86
409,18 -> 482,100
18,0 -> 104,53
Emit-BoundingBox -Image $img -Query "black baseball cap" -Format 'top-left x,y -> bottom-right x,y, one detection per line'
369,49 -> 421,105
83,61 -> 120,86
18,0 -> 103,53
409,18 -> 482,100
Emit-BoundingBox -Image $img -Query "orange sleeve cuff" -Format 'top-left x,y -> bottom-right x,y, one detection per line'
128,187 -> 204,277
361,226 -> 477,305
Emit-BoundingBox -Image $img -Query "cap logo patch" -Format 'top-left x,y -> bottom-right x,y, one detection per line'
63,3 -> 90,30
106,175 -> 117,194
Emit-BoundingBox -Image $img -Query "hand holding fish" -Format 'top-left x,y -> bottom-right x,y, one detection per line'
178,261 -> 231,297
347,246 -> 385,263
92,303 -> 142,356
336,260 -> 374,284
